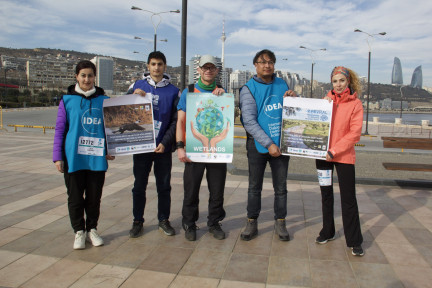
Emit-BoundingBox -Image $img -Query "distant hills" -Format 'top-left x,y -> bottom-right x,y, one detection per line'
0,47 -> 143,68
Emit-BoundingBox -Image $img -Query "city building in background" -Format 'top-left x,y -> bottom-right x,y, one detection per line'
26,56 -> 76,89
391,57 -> 403,85
229,69 -> 252,103
411,65 -> 423,88
91,56 -> 114,92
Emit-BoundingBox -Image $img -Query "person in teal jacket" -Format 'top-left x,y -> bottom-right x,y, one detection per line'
53,60 -> 114,250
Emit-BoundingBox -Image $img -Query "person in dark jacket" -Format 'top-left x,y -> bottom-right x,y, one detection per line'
53,60 -> 115,250
127,51 -> 180,238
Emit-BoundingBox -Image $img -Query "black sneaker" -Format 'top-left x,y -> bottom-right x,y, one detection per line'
315,235 -> 336,244
184,224 -> 198,241
351,245 -> 364,256
209,223 -> 225,240
159,219 -> 175,236
129,221 -> 143,238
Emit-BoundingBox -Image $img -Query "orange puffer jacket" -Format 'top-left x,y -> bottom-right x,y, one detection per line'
326,88 -> 363,164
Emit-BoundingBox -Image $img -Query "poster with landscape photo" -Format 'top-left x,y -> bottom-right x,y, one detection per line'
103,94 -> 155,156
281,97 -> 332,159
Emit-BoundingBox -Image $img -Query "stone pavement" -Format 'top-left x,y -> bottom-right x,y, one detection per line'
1,132 -> 432,287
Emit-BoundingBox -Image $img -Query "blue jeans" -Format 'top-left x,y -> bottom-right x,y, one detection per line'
132,152 -> 172,222
246,137 -> 290,220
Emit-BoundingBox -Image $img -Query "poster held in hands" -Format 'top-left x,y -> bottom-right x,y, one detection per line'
280,97 -> 332,160
185,92 -> 234,163
103,94 -> 156,156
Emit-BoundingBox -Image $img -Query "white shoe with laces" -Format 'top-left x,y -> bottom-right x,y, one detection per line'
87,229 -> 104,247
73,230 -> 86,250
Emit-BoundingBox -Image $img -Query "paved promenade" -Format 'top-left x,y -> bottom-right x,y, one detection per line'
0,131 -> 432,287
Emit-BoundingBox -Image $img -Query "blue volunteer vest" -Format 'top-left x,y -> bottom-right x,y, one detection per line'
245,77 -> 288,153
63,94 -> 109,173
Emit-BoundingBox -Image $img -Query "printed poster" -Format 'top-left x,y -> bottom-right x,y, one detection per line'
280,97 -> 332,159
185,93 -> 234,163
103,94 -> 156,156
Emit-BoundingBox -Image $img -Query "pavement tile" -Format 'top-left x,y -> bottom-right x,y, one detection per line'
267,256 -> 311,287
0,227 -> 33,247
351,262 -> 404,288
121,270 -> 175,288
170,275 -> 219,288
68,263 -> 133,288
0,250 -> 25,269
378,242 -> 430,267
392,265 -> 432,288
100,242 -> 154,268
20,258 -> 96,288
0,254 -> 59,287
179,249 -> 231,278
138,246 -> 193,274
310,260 -> 357,288
223,253 -> 268,283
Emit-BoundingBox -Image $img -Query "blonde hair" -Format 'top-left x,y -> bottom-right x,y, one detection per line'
346,68 -> 362,96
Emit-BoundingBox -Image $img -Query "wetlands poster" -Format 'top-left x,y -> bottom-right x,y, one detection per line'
185,93 -> 234,163
281,97 -> 332,159
103,94 -> 156,156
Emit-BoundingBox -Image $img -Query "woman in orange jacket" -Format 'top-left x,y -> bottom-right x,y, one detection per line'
315,66 -> 364,256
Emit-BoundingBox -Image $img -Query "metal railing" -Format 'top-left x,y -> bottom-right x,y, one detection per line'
7,124 -> 55,134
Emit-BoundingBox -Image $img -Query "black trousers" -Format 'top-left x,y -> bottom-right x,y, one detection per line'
64,168 -> 105,233
316,159 -> 363,247
182,162 -> 227,228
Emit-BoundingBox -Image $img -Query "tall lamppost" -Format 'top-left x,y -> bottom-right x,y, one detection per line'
354,29 -> 386,135
299,46 -> 326,98
399,85 -> 405,119
131,6 -> 180,51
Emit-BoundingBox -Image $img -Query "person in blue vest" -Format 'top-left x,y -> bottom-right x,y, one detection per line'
239,49 -> 296,241
176,55 -> 227,241
127,51 -> 180,238
53,60 -> 115,250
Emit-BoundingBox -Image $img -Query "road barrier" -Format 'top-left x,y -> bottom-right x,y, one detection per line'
8,124 -> 55,134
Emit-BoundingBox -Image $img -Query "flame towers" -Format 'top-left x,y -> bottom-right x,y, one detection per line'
391,57 -> 403,85
410,66 -> 423,88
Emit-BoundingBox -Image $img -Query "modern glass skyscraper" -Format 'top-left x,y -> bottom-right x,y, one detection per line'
410,65 -> 423,88
391,57 -> 403,85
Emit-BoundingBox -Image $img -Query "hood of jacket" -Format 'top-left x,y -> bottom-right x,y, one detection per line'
144,73 -> 173,88
67,84 -> 105,99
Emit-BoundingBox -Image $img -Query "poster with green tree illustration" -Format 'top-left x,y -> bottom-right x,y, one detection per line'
186,92 -> 234,163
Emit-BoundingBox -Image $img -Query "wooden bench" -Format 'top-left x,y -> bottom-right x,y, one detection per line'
382,137 -> 432,171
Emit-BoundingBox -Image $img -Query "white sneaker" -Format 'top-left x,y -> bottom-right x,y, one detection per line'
73,230 -> 86,250
88,229 -> 104,247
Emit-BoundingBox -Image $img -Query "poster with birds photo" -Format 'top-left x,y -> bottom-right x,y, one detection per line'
103,94 -> 156,156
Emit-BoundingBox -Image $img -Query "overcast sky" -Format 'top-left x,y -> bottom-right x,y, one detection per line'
1,0 -> 431,87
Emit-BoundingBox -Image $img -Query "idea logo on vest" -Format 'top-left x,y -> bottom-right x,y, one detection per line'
81,108 -> 104,135
263,94 -> 283,120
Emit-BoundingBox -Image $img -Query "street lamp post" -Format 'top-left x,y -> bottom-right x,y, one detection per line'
131,6 -> 180,51
399,85 -> 404,119
299,46 -> 326,98
354,29 -> 386,135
